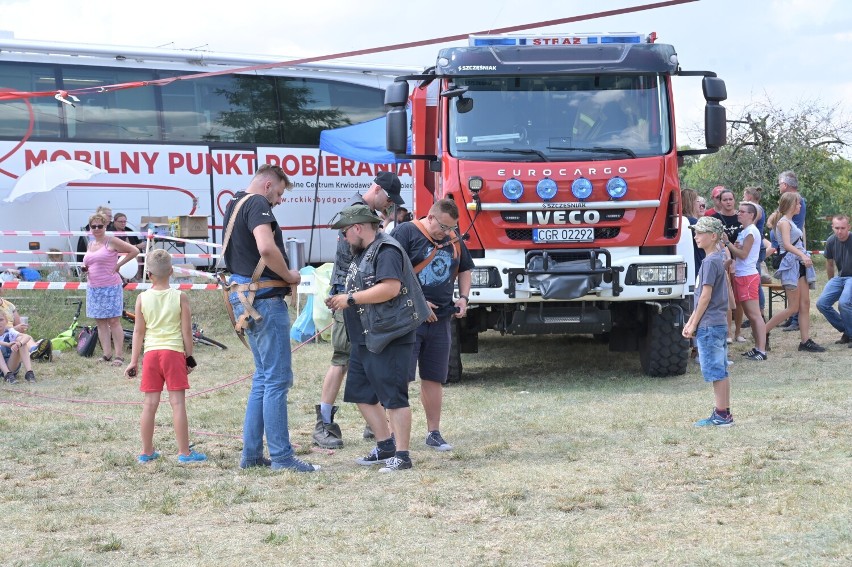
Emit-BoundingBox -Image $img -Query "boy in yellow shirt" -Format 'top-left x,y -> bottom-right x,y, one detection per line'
125,249 -> 206,463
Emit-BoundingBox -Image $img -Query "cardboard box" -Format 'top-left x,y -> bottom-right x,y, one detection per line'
140,215 -> 169,225
169,215 -> 208,238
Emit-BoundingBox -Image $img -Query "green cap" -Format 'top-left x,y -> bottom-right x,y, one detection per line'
330,204 -> 382,229
689,216 -> 724,237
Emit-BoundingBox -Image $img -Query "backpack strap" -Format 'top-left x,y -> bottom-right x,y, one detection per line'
411,218 -> 461,277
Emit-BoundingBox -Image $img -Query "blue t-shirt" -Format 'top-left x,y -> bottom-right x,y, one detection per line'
391,221 -> 475,318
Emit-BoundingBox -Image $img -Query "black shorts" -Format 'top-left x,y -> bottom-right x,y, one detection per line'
343,339 -> 413,409
408,317 -> 451,384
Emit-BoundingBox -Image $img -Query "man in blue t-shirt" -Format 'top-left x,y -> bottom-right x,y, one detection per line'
392,199 -> 474,452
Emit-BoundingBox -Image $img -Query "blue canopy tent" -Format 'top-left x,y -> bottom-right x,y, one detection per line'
310,117 -> 409,260
319,116 -> 407,165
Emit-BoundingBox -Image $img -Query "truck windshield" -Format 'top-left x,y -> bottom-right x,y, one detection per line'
447,74 -> 670,161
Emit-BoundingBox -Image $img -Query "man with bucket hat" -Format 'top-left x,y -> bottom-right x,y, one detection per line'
312,172 -> 404,449
325,204 -> 428,472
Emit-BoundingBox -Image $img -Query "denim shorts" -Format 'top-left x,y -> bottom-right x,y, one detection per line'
696,324 -> 728,382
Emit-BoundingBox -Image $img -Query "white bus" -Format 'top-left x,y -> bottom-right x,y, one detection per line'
0,38 -> 415,267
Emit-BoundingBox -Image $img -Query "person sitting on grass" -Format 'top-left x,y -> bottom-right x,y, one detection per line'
682,217 -> 734,427
0,312 -> 37,384
124,249 -> 206,464
0,293 -> 52,361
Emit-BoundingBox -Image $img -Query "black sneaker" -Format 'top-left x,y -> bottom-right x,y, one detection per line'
745,350 -> 768,361
355,446 -> 395,466
4,372 -> 17,384
379,456 -> 413,472
741,348 -> 757,357
779,318 -> 793,328
24,370 -> 35,382
425,430 -> 453,451
836,333 -> 850,345
741,320 -> 751,329
798,339 -> 826,353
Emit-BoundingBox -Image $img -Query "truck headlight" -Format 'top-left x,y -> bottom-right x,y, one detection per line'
470,267 -> 501,288
626,263 -> 686,285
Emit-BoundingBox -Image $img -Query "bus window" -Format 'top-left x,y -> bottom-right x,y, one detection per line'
61,66 -> 159,141
162,73 -> 278,143
0,62 -> 62,139
277,77 -> 384,145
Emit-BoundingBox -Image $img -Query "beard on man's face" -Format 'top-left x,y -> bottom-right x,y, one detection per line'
349,240 -> 365,255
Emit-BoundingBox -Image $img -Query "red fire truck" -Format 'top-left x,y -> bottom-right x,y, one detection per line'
384,33 -> 727,379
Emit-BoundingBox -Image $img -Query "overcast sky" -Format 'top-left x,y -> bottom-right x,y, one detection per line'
1,0 -> 850,147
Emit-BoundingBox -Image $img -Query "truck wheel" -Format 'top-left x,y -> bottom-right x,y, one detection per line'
447,318 -> 463,383
639,303 -> 688,377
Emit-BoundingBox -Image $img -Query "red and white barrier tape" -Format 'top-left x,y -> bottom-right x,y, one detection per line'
0,229 -> 148,237
1,249 -> 219,259
0,281 -> 219,290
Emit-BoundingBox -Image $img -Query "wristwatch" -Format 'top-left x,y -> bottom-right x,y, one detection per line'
347,292 -> 356,306
459,295 -> 469,302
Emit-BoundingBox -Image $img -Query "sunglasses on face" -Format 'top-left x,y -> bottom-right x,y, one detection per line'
90,224 -> 105,229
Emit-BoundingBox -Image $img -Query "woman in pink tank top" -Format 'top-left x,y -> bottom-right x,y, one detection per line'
83,212 -> 139,366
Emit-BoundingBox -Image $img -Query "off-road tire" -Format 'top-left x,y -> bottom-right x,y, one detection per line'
639,303 -> 688,377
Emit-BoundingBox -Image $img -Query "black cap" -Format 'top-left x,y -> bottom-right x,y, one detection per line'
374,171 -> 404,205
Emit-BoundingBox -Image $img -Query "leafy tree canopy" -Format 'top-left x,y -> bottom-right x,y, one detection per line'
680,99 -> 851,247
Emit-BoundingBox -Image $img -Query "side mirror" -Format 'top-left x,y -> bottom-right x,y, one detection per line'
386,108 -> 408,155
702,76 -> 727,103
705,103 -> 726,149
385,81 -> 409,107
456,97 -> 473,114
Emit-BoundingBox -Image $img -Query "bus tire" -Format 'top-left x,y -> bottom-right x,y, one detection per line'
639,303 -> 688,377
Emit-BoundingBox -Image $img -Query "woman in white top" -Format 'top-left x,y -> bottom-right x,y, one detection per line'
723,202 -> 767,359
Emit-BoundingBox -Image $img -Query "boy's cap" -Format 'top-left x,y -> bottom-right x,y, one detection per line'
711,185 -> 726,199
374,171 -> 404,205
330,204 -> 383,229
690,216 -> 724,236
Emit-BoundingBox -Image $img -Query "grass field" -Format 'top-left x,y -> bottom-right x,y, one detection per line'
1,275 -> 850,566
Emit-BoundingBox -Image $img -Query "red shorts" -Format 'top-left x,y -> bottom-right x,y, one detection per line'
733,273 -> 760,302
139,349 -> 190,392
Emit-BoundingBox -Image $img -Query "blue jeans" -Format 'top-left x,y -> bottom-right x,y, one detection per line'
696,324 -> 728,382
231,294 -> 295,465
816,276 -> 852,335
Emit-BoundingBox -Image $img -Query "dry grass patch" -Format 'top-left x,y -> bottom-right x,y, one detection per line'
0,281 -> 850,565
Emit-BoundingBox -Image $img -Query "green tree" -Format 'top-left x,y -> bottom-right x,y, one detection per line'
680,99 -> 851,247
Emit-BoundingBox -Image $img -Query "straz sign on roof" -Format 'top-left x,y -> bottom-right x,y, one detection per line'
468,34 -> 649,47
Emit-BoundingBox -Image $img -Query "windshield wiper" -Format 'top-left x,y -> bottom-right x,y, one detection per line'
462,148 -> 550,162
547,146 -> 637,159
